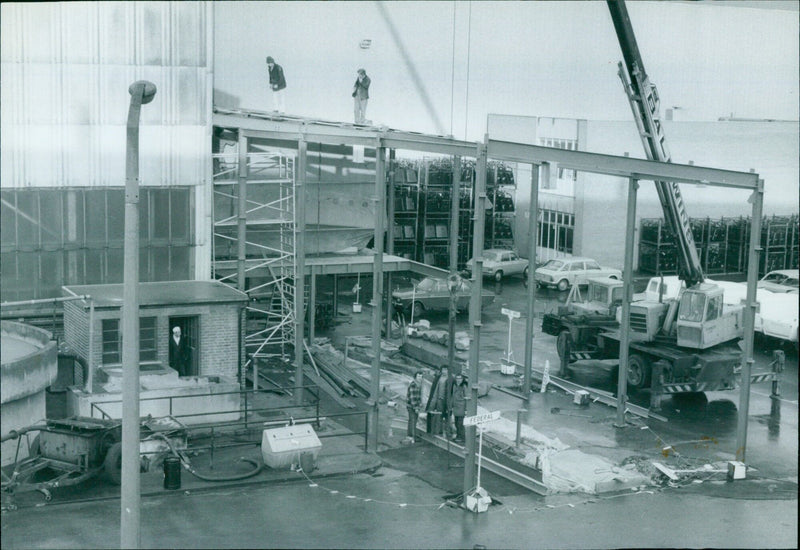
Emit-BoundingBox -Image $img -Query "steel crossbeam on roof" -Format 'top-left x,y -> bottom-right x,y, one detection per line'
487,140 -> 760,189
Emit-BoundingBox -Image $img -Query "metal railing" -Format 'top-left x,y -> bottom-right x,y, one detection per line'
87,384 -> 370,461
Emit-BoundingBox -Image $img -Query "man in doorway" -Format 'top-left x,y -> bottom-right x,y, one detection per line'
169,326 -> 191,376
266,56 -> 286,113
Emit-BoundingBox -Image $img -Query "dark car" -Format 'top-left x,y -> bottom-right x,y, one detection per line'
391,276 -> 494,315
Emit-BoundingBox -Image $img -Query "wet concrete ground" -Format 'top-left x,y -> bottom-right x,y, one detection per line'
2,276 -> 796,548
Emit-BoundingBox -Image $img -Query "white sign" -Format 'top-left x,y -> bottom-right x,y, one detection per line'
501,308 -> 520,319
463,410 -> 501,426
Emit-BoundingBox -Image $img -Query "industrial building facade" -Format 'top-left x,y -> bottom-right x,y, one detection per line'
1,2 -> 213,301
2,3 -> 798,304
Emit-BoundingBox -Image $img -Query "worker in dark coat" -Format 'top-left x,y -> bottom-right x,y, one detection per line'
425,365 -> 450,435
266,56 -> 286,113
169,326 -> 191,377
449,373 -> 469,443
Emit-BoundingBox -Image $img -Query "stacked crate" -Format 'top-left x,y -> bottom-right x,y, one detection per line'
639,214 -> 798,277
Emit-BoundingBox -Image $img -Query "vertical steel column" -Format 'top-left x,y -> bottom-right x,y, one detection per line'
369,144 -> 387,452
448,156 -> 462,372
121,80 -> 155,550
294,139 -> 307,405
523,164 -> 540,395
386,149 -> 396,335
236,132 -> 248,293
85,298 -> 95,393
735,179 -> 764,463
464,142 -> 487,494
309,266 -> 316,344
615,177 -> 638,428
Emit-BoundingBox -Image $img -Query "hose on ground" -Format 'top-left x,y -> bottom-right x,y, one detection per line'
152,433 -> 264,482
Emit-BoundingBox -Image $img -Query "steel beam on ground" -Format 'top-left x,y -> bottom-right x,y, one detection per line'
419,432 -> 548,496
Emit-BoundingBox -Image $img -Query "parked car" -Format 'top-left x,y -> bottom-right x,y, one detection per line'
465,249 -> 529,282
534,257 -> 621,291
391,276 -> 494,315
757,269 -> 799,293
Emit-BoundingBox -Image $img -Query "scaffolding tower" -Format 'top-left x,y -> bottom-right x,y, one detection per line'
212,138 -> 297,371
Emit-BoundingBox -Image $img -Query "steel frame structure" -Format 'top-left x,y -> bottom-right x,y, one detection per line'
211,107 -> 762,493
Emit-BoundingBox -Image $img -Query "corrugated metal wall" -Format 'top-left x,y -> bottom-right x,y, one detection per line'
0,2 -> 214,298
1,1 -> 211,188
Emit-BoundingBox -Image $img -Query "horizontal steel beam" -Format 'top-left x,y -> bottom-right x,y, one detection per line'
380,137 -> 477,158
508,358 -> 667,422
487,140 -> 759,189
213,256 -> 449,278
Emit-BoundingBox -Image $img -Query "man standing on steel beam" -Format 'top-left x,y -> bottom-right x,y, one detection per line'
266,56 -> 286,114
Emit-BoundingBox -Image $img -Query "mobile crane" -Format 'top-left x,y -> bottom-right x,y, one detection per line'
542,1 -> 746,395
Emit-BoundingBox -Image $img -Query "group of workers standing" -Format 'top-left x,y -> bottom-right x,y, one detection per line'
406,365 -> 470,444
266,56 -> 371,124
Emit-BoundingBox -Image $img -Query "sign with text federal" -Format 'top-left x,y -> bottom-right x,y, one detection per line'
463,410 -> 501,426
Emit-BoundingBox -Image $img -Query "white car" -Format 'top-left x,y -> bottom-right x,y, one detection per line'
757,269 -> 799,293
534,257 -> 622,291
465,249 -> 529,282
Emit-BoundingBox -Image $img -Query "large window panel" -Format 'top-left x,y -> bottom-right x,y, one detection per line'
171,246 -> 192,279
84,249 -> 105,284
1,253 -> 19,300
85,191 -> 107,246
15,193 -> 39,250
40,251 -> 64,298
106,189 -> 125,246
39,191 -> 64,249
171,189 -> 190,242
64,249 -> 86,285
1,192 -> 17,251
151,247 -> 171,281
106,247 -> 124,283
64,191 -> 85,246
152,189 -> 171,241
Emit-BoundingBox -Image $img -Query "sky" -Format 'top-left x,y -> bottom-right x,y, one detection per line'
213,1 -> 799,140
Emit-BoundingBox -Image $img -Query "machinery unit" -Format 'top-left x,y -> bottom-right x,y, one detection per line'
261,424 -> 321,469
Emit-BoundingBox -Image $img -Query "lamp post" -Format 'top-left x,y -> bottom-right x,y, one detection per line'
121,80 -> 156,549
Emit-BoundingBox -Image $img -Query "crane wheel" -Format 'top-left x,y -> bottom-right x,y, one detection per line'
626,354 -> 651,390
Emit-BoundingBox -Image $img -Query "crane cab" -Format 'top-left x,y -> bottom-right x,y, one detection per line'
676,283 -> 743,349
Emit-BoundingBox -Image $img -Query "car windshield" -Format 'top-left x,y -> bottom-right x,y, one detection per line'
482,251 -> 501,261
416,278 -> 436,291
542,260 -> 564,270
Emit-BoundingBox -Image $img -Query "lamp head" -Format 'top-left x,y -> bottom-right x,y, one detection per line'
129,80 -> 157,104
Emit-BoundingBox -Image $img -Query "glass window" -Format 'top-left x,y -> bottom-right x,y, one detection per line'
611,287 -> 624,303
569,262 -> 584,271
39,191 -> 63,248
1,191 -> 17,248
103,317 -> 158,364
542,259 -> 564,270
102,319 -> 121,365
152,189 -> 171,241
586,261 -> 601,270
417,278 -> 435,291
678,291 -> 706,323
706,295 -> 722,321
140,317 -> 157,361
16,193 -> 39,248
